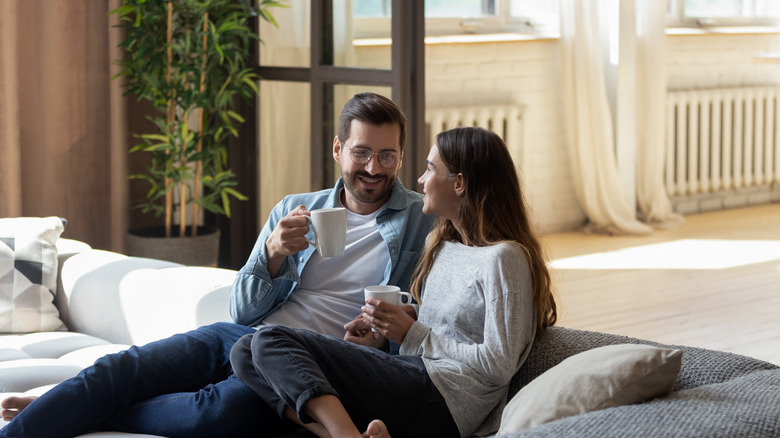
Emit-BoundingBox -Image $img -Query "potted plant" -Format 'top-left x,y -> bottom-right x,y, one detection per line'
111,0 -> 282,266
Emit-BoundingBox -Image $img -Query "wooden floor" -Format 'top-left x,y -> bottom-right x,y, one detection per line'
543,203 -> 780,365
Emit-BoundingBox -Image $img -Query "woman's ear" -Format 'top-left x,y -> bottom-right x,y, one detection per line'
454,173 -> 465,197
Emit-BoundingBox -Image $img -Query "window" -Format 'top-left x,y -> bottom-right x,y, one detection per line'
353,0 -> 559,38
667,0 -> 780,26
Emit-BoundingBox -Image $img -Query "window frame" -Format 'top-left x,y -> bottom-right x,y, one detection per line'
666,0 -> 780,28
353,0 -> 557,38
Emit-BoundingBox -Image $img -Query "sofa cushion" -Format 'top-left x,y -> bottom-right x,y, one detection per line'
499,344 -> 682,433
0,217 -> 66,333
0,332 -> 128,392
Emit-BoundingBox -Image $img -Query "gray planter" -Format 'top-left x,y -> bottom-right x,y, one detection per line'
126,226 -> 221,267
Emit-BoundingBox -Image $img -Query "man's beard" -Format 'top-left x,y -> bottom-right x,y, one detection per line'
343,170 -> 395,205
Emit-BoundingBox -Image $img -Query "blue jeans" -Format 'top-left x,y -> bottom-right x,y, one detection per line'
0,322 -> 289,438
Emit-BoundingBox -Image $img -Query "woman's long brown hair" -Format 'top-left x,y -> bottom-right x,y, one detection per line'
410,127 -> 557,331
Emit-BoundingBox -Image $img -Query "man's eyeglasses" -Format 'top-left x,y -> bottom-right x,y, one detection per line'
348,147 -> 401,169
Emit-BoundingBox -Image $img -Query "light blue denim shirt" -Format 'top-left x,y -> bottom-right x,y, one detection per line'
229,178 -> 434,328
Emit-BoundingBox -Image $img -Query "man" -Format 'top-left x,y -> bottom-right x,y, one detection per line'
0,92 -> 434,438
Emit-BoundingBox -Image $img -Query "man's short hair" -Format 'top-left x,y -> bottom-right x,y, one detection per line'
337,92 -> 407,153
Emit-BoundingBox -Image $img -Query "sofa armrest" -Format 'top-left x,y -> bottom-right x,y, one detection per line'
57,249 -> 236,345
117,266 -> 236,345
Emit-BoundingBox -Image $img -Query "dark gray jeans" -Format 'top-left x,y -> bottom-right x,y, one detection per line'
230,325 -> 460,438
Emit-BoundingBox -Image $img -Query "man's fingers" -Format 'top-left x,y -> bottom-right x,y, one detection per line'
291,204 -> 309,217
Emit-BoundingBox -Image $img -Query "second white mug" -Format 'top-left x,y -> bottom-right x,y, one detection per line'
363,285 -> 413,332
363,285 -> 413,307
304,207 -> 346,258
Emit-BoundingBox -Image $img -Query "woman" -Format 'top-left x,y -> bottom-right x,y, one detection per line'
229,127 -> 558,438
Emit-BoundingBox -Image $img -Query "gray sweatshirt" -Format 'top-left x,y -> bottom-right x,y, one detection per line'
400,240 -> 537,437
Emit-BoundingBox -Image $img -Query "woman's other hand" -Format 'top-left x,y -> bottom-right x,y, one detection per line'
361,299 -> 415,344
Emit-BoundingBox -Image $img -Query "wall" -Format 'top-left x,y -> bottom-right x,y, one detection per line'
352,30 -> 780,233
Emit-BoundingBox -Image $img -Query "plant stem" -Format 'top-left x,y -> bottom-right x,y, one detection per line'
192,12 -> 208,237
165,1 -> 174,238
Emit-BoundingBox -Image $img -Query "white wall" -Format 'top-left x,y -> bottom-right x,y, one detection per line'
352,31 -> 780,233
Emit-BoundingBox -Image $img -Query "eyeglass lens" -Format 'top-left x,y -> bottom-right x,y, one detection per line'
350,148 -> 398,168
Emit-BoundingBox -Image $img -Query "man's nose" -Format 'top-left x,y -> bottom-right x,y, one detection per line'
364,153 -> 381,174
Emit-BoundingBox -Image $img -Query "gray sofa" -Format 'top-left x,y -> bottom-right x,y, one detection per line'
500,327 -> 780,437
2,240 -> 778,437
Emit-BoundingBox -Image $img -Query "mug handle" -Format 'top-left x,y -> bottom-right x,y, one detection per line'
302,215 -> 317,247
399,292 -> 413,305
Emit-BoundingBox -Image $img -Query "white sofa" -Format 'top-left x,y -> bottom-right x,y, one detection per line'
0,239 -> 237,437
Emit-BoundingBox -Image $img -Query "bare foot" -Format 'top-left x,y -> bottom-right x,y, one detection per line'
362,419 -> 391,438
1,395 -> 38,421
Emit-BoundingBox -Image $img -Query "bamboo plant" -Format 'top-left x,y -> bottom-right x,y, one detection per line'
112,0 -> 282,238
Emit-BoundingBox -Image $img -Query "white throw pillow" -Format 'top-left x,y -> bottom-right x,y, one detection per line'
0,217 -> 67,332
499,344 -> 682,433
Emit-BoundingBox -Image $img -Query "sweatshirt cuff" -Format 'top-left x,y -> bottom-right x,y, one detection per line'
399,321 -> 429,355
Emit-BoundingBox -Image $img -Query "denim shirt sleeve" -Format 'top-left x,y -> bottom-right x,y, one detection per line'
228,189 -> 334,327
229,199 -> 300,327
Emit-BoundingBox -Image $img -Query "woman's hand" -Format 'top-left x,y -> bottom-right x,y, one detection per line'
361,299 -> 416,344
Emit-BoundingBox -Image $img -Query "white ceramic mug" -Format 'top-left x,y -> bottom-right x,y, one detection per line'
303,207 -> 346,258
364,285 -> 413,332
363,285 -> 413,308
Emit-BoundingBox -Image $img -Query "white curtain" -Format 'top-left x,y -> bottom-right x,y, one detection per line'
560,0 -> 653,235
635,0 -> 684,228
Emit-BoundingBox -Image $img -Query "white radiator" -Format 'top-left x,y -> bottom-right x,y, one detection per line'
666,86 -> 780,197
425,105 -> 523,162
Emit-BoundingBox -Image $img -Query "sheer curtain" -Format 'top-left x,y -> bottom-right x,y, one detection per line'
0,0 -> 127,251
258,0 -> 312,223
560,0 -> 653,235
635,0 -> 684,227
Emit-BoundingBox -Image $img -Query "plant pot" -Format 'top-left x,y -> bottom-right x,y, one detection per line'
126,226 -> 221,267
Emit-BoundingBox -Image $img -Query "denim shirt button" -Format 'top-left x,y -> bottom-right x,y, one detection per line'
299,257 -> 304,262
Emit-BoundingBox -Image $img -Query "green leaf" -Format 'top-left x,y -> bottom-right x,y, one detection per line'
224,187 -> 248,201
108,5 -> 135,17
221,191 -> 231,217
140,134 -> 170,142
226,110 -> 245,123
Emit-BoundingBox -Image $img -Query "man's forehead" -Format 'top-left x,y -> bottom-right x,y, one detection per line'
344,120 -> 402,150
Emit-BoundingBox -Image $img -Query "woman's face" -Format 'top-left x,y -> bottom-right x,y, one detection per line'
417,145 -> 461,221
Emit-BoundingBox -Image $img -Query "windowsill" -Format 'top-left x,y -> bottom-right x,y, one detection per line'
352,26 -> 780,47
666,26 -> 780,36
353,33 -> 559,47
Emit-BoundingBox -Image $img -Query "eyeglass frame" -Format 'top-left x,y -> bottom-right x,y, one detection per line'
345,145 -> 403,169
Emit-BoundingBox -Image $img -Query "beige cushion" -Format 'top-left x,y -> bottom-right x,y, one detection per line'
499,344 -> 683,433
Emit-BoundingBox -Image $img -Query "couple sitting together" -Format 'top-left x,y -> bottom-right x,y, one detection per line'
0,92 -> 557,438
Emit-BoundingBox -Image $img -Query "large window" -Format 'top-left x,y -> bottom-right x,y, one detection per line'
356,0 -> 780,36
354,0 -> 559,38
667,0 -> 780,26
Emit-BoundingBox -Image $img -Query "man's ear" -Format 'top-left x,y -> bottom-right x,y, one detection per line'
333,136 -> 342,163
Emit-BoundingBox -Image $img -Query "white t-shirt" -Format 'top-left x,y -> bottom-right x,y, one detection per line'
261,203 -> 390,337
